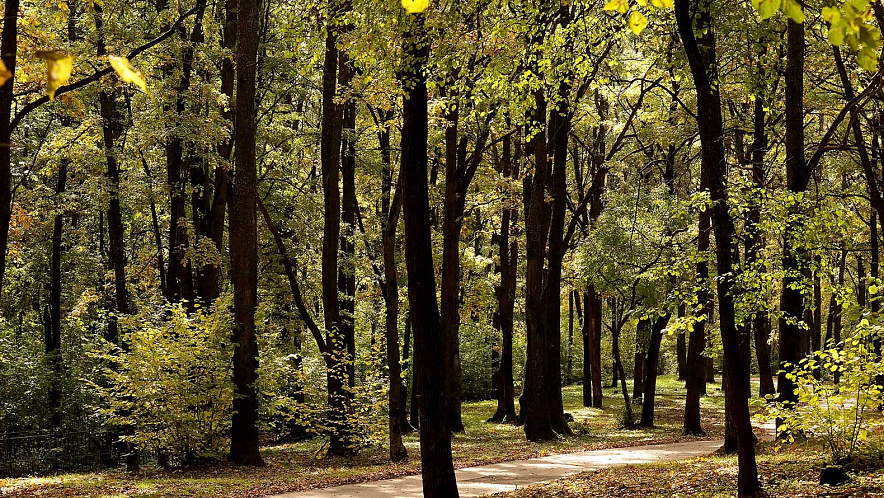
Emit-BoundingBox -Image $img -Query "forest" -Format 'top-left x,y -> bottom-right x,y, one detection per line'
3,0 -> 884,496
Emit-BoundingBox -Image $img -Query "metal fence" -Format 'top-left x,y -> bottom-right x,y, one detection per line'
0,426 -> 124,477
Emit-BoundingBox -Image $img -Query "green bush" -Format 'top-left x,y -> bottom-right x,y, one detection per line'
99,299 -> 234,467
764,318 -> 884,464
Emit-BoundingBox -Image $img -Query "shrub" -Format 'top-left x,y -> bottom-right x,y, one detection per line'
99,299 -> 234,467
764,319 -> 884,464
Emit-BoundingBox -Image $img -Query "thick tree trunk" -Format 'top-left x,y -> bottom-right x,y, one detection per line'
227,0 -> 263,467
400,12 -> 458,497
320,0 -> 355,455
0,0 -> 19,295
675,0 -> 759,493
777,19 -> 809,427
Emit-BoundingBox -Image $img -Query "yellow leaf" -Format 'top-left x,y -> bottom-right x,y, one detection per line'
0,59 -> 11,88
604,0 -> 629,13
628,11 -> 648,35
401,0 -> 429,14
107,56 -> 147,93
36,50 -> 72,100
651,0 -> 673,7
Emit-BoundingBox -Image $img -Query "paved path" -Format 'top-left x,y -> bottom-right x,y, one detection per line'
273,439 -> 723,498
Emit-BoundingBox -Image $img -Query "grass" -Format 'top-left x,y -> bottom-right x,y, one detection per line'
0,376 -> 736,497
490,439 -> 884,497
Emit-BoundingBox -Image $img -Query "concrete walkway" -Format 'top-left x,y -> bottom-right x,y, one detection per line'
274,439 -> 723,498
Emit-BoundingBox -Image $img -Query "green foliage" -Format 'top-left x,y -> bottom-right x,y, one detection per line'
763,320 -> 884,463
98,300 -> 234,467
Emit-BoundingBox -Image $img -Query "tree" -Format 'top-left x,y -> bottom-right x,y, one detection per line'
228,0 -> 263,467
399,4 -> 459,496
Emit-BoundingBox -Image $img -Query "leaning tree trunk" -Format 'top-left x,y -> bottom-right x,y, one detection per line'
675,0 -> 759,493
400,10 -> 458,497
227,0 -> 263,467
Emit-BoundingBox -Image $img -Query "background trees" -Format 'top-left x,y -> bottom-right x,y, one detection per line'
2,0 -> 884,495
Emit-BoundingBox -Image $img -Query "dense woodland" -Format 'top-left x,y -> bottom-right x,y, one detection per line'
3,0 -> 884,495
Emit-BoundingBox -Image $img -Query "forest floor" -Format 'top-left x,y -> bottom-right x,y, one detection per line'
0,376 -> 776,497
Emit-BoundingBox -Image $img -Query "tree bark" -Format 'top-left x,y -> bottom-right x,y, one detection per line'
675,0 -> 759,493
489,131 -> 518,424
400,11 -> 458,497
586,289 -> 603,408
640,316 -> 670,427
47,158 -> 67,428
227,0 -> 263,467
777,19 -> 809,427
0,0 -> 19,295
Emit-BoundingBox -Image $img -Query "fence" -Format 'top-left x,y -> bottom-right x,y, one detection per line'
0,426 -> 124,477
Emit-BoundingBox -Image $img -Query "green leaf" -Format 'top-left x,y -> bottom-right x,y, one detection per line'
751,0 -> 781,20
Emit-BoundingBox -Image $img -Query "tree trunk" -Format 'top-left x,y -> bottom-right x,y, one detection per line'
227,0 -> 263,467
400,12 -> 458,497
47,158 -> 67,428
0,0 -> 19,295
379,108 -> 408,459
489,131 -> 518,424
745,93 -> 775,398
777,19 -> 809,430
675,0 -> 759,492
320,0 -> 354,455
586,289 -> 603,408
440,103 -> 466,434
676,331 -> 687,382
95,4 -> 137,470
641,316 -> 670,427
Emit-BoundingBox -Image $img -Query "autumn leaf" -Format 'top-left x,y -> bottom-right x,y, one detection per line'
401,0 -> 429,14
108,56 -> 148,93
628,11 -> 648,35
604,0 -> 629,13
36,50 -> 73,100
751,0 -> 780,20
0,59 -> 11,88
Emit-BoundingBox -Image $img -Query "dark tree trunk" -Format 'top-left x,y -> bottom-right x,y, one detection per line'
400,12 -> 458,496
675,0 -> 759,493
641,316 -> 670,427
489,131 -> 518,424
746,94 -> 775,398
676,331 -> 687,382
586,289 -> 603,408
633,319 -> 647,404
320,0 -> 354,455
378,109 -> 408,459
611,314 -> 634,425
95,4 -> 137,470
685,170 -> 710,436
0,0 -> 19,295
440,103 -> 465,434
227,0 -> 263,467
777,19 -> 809,426
197,0 -> 235,304
567,292 -> 574,385
47,159 -> 67,428
340,76 -> 357,395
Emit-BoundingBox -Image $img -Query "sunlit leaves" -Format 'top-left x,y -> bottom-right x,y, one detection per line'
108,56 -> 148,93
751,0 -> 781,20
36,50 -> 73,100
401,0 -> 429,14
823,0 -> 882,71
604,0 -> 629,13
0,60 -> 11,88
628,11 -> 648,35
